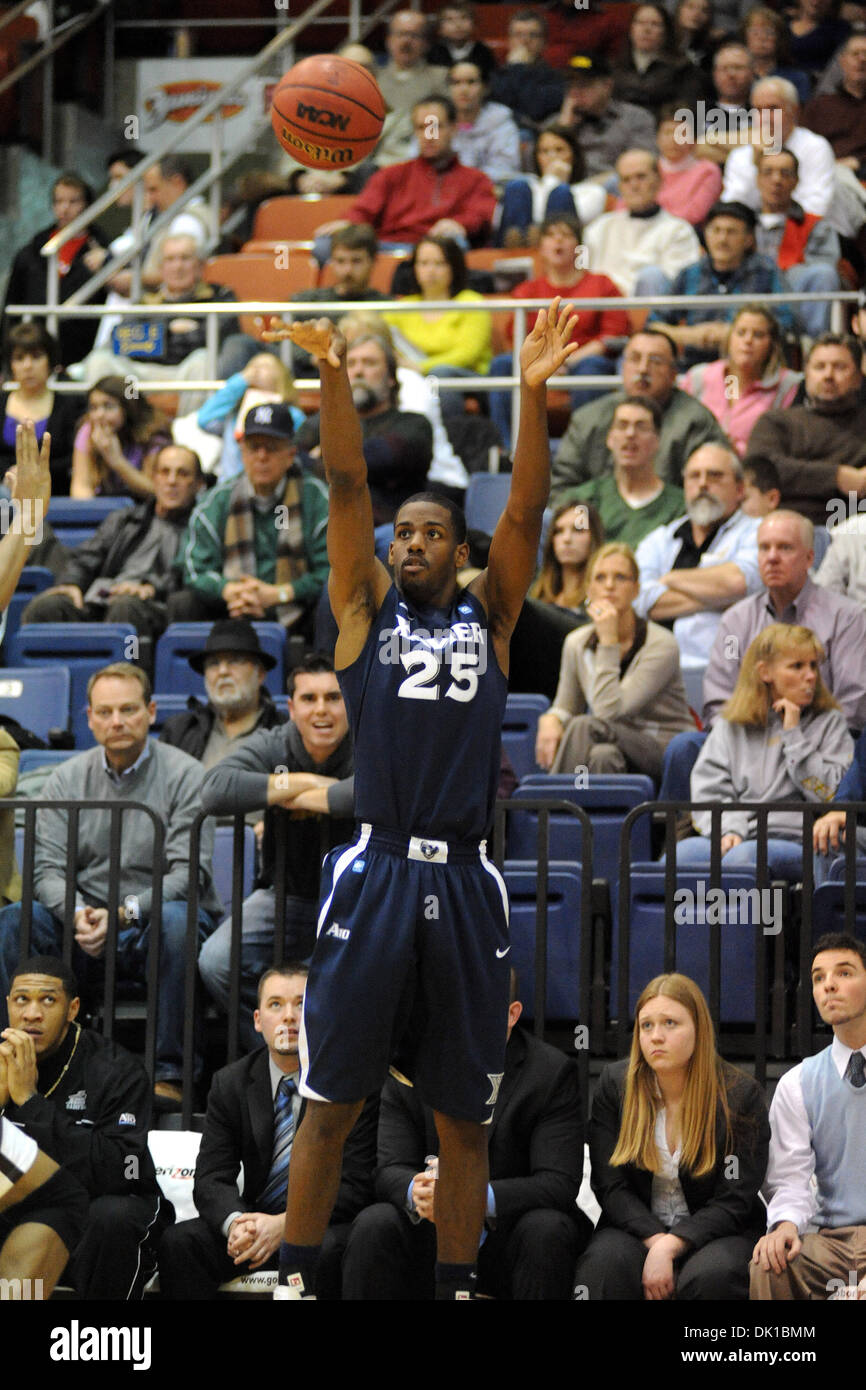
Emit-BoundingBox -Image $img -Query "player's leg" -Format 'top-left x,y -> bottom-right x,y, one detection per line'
278,1097 -> 364,1300
0,1221 -> 69,1294
431,1109 -> 489,1286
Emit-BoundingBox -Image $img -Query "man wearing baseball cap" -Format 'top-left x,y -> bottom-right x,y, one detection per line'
558,53 -> 656,177
169,402 -> 329,642
159,617 -> 288,768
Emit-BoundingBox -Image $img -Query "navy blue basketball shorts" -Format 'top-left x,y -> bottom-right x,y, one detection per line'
298,823 -> 511,1124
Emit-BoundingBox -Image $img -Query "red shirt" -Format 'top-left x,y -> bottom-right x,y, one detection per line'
348,155 -> 497,244
505,273 -> 630,346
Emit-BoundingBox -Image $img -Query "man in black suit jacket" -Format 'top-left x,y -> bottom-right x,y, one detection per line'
157,964 -> 377,1299
342,984 -> 592,1299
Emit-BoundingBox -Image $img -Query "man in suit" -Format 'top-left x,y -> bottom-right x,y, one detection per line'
341,975 -> 592,1300
157,964 -> 377,1299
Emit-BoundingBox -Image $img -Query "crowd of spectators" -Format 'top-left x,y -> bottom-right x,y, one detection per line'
1,0 -> 866,1304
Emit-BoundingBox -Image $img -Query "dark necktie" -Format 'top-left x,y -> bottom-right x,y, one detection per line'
258,1075 -> 296,1213
846,1051 -> 866,1089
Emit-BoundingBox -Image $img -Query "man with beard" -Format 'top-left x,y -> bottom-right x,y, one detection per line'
157,965 -> 376,1298
633,443 -> 761,667
294,334 -> 433,525
158,618 -> 286,768
746,335 -> 866,525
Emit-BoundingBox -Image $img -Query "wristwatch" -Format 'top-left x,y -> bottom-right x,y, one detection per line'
277,585 -> 290,604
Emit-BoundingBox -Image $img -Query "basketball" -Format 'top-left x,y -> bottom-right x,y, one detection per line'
270,56 -> 386,171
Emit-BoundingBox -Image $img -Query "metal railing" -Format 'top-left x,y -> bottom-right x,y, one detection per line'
8,796 -> 165,1082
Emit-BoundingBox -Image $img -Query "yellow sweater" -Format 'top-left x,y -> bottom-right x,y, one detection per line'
383,289 -> 492,374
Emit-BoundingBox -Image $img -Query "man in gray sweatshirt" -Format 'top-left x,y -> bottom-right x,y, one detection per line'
0,662 -> 222,1108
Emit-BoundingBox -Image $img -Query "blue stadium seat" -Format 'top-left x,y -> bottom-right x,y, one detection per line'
0,667 -> 70,741
502,693 -> 549,781
151,693 -> 193,735
154,623 -> 286,698
46,497 -> 133,549
17,748 -> 79,776
465,473 -> 511,536
7,624 -> 137,748
613,864 -> 763,1021
511,775 -> 654,895
811,880 -> 866,934
3,567 -> 54,658
212,824 -> 256,917
503,861 -> 585,1021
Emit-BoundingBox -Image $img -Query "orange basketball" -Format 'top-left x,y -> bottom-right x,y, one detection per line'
271,56 -> 386,170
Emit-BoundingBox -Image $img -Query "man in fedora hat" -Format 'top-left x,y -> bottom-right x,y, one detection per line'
159,617 -> 287,769
169,402 -> 330,642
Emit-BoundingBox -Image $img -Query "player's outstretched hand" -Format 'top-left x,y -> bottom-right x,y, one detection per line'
260,315 -> 345,368
520,297 -> 579,390
11,420 -> 51,513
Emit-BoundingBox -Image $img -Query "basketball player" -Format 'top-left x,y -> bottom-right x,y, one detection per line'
264,300 -> 579,1300
0,1114 -> 88,1295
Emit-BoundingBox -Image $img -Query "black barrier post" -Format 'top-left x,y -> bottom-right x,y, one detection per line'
225,813 -> 248,1065
182,813 -> 204,1130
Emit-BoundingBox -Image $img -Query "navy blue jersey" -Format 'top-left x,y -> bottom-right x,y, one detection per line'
338,584 -> 507,840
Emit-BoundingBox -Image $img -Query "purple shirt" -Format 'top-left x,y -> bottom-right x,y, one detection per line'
702,576 -> 866,732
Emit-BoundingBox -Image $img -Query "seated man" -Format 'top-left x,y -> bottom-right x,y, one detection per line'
557,52 -> 656,179
754,148 -> 840,339
813,727 -> 866,881
21,443 -> 204,675
633,444 -> 761,669
487,214 -> 629,453
751,934 -> 866,1301
0,663 -> 222,1107
375,10 -> 448,165
198,654 -> 354,1049
294,334 -> 433,526
742,456 -> 782,517
552,329 -> 728,497
723,77 -> 836,220
746,334 -> 866,525
661,509 -> 866,798
1,955 -> 171,1298
803,33 -> 866,183
342,972 -> 592,1300
563,395 -> 685,549
582,150 -> 701,298
79,235 -> 239,406
315,96 -> 497,256
170,402 -> 329,639
288,224 -> 386,377
0,1112 -> 88,1299
647,201 -> 795,364
157,963 -> 377,1300
489,10 -> 565,131
159,618 -> 287,770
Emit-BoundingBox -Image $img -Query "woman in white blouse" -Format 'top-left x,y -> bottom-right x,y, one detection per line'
575,973 -> 770,1300
535,542 -> 694,780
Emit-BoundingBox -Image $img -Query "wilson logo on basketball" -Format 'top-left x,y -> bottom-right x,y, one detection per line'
296,102 -> 351,131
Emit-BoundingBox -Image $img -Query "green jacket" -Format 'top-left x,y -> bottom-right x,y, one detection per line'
176,472 -> 329,608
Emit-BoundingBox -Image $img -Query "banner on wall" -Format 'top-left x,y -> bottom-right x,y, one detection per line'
136,59 -> 277,152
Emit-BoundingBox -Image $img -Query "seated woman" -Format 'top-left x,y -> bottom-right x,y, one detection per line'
382,236 -> 492,415
70,376 -> 170,499
673,0 -> 717,74
447,61 -> 521,184
679,305 -> 802,457
535,542 -> 694,779
742,6 -> 811,103
197,351 -> 305,482
498,125 -> 607,248
679,623 -> 854,880
575,972 -> 770,1301
785,0 -> 850,80
612,3 -> 708,117
655,102 -> 722,227
0,322 -> 82,495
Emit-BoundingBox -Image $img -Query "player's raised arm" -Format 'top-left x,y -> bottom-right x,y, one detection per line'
263,317 -> 390,656
0,421 -> 51,612
473,299 -> 578,655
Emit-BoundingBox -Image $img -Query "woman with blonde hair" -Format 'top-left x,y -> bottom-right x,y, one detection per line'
679,623 -> 854,879
575,972 -> 769,1300
535,541 -> 694,778
679,305 -> 801,457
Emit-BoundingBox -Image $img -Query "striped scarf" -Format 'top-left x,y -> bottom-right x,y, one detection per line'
223,469 -> 305,627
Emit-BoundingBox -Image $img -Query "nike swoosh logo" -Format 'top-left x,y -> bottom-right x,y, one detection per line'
495,947 -> 510,958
